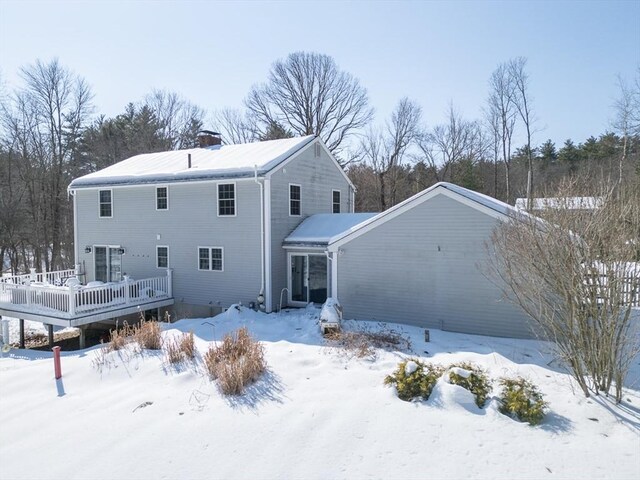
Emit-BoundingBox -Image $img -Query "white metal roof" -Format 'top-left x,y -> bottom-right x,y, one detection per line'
515,196 -> 603,210
69,135 -> 316,188
284,213 -> 378,246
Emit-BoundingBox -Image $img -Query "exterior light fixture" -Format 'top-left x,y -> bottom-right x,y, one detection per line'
85,246 -> 92,254
118,248 -> 125,255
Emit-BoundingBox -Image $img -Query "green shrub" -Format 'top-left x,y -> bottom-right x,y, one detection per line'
498,377 -> 548,425
447,362 -> 492,408
384,359 -> 444,401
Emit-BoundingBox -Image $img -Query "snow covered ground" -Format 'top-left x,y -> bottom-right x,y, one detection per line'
1,306 -> 639,480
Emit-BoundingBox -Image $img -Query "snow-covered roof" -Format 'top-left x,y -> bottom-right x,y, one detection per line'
284,213 -> 378,247
69,135 -> 316,188
515,196 -> 603,211
328,182 -> 525,248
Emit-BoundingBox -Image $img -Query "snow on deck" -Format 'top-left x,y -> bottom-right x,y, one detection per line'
69,135 -> 315,188
284,213 -> 378,246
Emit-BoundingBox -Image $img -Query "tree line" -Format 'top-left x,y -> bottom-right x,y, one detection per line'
1,54 -> 638,273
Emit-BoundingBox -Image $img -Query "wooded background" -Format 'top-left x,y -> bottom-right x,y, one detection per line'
1,53 -> 638,274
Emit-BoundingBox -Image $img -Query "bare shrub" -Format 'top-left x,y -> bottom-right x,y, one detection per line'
165,331 -> 196,364
165,337 -> 183,364
133,319 -> 163,350
180,331 -> 195,359
489,176 -> 640,402
203,327 -> 266,395
325,322 -> 412,359
107,321 -> 134,352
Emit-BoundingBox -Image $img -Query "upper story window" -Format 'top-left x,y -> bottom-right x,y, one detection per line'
156,246 -> 169,268
289,184 -> 301,216
332,190 -> 341,214
99,190 -> 112,218
156,186 -> 168,210
198,247 -> 223,271
218,183 -> 236,216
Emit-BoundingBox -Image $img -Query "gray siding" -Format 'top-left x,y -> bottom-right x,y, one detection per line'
335,193 -> 534,338
75,180 -> 262,313
269,144 -> 352,309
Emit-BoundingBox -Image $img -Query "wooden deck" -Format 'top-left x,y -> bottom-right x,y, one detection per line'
0,269 -> 174,327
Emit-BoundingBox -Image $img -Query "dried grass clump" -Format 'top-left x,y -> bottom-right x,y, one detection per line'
326,323 -> 412,359
180,331 -> 195,359
203,327 -> 266,395
165,331 -> 196,364
133,319 -> 163,350
107,322 -> 134,352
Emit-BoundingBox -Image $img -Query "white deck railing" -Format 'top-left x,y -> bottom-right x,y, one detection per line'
0,268 -> 77,287
0,269 -> 173,318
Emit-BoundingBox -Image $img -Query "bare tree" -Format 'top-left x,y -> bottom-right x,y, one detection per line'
488,63 -> 517,202
360,98 -> 421,210
211,108 -> 259,144
246,52 -> 373,156
0,59 -> 93,270
612,70 -> 640,185
144,89 -> 205,149
483,103 -> 501,198
488,176 -> 640,402
509,57 -> 536,209
416,103 -> 487,183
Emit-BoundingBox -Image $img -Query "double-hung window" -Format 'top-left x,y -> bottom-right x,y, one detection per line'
156,186 -> 168,210
289,184 -> 301,216
332,190 -> 341,213
99,190 -> 112,218
218,183 -> 235,216
156,246 -> 169,268
198,247 -> 223,271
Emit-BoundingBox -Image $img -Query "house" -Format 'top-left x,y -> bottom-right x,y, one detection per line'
286,182 -> 534,338
67,133 -> 355,318
1,134 -> 537,346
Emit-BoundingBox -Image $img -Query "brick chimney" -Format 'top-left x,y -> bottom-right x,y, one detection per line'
197,130 -> 222,148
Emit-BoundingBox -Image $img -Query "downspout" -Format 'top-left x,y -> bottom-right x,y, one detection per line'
69,188 -> 79,268
254,166 -> 265,305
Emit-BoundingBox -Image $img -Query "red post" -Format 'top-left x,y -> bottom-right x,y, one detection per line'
52,346 -> 62,379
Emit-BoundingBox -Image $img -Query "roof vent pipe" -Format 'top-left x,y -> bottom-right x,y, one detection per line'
188,153 -> 192,169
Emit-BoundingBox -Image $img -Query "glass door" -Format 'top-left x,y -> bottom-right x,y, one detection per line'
289,254 -> 328,305
94,246 -> 122,282
291,255 -> 308,303
308,255 -> 327,304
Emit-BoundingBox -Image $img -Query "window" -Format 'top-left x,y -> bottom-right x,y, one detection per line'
198,247 -> 223,271
99,190 -> 112,218
332,190 -> 341,213
289,184 -> 301,216
218,183 -> 235,216
156,246 -> 169,268
156,186 -> 168,210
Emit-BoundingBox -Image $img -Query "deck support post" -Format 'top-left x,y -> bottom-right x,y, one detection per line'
47,324 -> 54,347
19,319 -> 25,349
78,325 -> 86,350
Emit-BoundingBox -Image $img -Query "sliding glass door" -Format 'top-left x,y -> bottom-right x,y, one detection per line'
289,254 -> 328,305
94,246 -> 122,283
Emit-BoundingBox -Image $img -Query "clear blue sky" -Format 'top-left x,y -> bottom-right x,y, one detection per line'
1,0 -> 639,149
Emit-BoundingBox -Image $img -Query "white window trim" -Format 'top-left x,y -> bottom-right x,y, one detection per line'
156,185 -> 169,211
332,189 -> 341,214
289,183 -> 301,217
197,246 -> 224,272
98,189 -> 113,218
217,182 -> 237,217
156,245 -> 169,269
